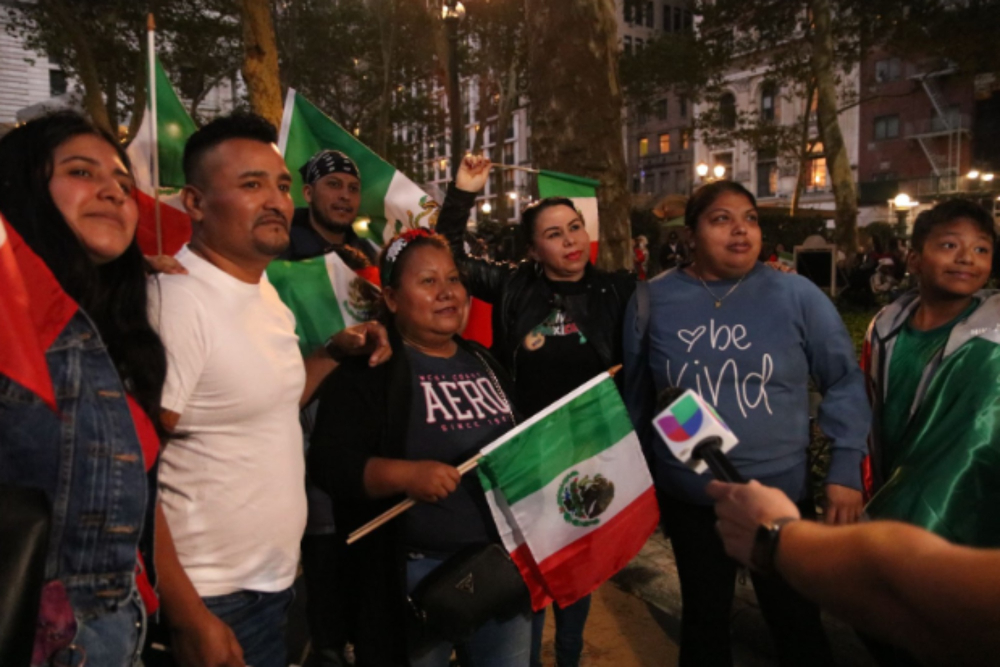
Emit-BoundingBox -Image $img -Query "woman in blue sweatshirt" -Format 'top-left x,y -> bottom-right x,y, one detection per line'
622,181 -> 869,667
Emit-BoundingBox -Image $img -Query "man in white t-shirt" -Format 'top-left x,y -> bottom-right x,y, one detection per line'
149,113 -> 389,667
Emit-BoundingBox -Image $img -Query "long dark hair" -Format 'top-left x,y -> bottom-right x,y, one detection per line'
0,111 -> 167,437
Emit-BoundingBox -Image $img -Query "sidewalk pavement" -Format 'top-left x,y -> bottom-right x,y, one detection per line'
603,528 -> 878,667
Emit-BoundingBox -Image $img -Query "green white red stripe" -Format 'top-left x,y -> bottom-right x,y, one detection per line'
127,55 -> 196,256
266,251 -> 381,355
477,374 -> 658,609
278,89 -> 440,245
536,170 -> 600,264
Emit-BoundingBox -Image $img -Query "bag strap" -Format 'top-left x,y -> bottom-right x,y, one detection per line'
635,279 -> 651,349
470,349 -> 518,427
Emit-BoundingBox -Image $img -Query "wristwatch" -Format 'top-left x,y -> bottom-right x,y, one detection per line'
750,517 -> 798,575
324,335 -> 348,362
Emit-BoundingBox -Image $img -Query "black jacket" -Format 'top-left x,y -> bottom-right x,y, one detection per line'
436,184 -> 636,377
307,330 -> 517,667
279,207 -> 379,265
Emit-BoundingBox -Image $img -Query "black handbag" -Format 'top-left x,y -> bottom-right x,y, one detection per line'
0,484 -> 51,667
408,543 -> 530,644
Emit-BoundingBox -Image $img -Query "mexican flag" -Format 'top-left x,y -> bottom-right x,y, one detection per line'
476,373 -> 658,610
278,89 -> 439,245
0,217 -> 78,410
537,170 -> 601,264
278,88 -> 493,348
266,252 -> 381,356
127,55 -> 197,256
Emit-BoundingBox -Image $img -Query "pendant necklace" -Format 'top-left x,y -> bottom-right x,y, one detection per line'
695,267 -> 747,308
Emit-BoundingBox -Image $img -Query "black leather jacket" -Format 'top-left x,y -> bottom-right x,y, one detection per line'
436,184 -> 636,377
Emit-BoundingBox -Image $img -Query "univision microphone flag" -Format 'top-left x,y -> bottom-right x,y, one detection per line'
476,373 -> 658,610
653,389 -> 738,474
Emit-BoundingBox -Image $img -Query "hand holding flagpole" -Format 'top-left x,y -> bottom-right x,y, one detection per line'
345,365 -> 622,545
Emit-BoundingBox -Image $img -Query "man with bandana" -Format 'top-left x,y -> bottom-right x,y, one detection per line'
281,149 -> 378,266
280,149 -> 373,667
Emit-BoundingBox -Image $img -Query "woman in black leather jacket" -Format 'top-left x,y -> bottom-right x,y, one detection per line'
435,155 -> 635,667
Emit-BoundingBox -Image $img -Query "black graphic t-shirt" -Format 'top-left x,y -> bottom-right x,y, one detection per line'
515,279 -> 606,418
404,346 -> 515,555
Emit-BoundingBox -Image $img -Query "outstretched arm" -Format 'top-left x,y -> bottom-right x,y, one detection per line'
435,155 -> 516,304
708,480 -> 1000,666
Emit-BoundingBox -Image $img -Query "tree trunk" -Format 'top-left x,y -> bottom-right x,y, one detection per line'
808,0 -> 858,262
239,0 -> 283,127
48,0 -> 113,135
125,48 -> 147,143
790,78 -> 816,216
524,0 -> 630,270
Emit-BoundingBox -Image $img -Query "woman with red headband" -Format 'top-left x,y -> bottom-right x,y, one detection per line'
308,229 -> 532,667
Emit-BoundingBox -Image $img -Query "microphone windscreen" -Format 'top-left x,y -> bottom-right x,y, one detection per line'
656,386 -> 687,413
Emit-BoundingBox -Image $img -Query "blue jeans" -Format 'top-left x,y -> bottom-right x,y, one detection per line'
407,556 -> 531,667
202,588 -> 295,667
54,588 -> 146,667
529,595 -> 592,667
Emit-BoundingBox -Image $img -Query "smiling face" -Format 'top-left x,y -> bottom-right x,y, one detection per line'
304,171 -> 362,233
183,138 -> 294,263
690,190 -> 761,280
384,244 -> 468,347
528,204 -> 590,281
910,218 -> 993,299
48,133 -> 138,265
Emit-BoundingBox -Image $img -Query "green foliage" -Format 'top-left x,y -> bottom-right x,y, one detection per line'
276,0 -> 443,168
5,0 -> 243,136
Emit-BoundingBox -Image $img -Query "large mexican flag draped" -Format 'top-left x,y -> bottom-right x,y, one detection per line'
537,171 -> 600,264
127,56 -> 197,256
278,89 -> 440,245
476,373 -> 658,610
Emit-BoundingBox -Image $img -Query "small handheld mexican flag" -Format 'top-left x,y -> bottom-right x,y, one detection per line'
127,51 -> 197,256
266,252 -> 381,356
537,170 -> 600,264
476,373 -> 658,610
278,89 -> 440,245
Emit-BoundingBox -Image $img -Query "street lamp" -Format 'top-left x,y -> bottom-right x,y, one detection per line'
983,173 -> 995,182
481,201 -> 492,214
891,193 -> 915,237
713,164 -> 726,179
968,169 -> 981,180
442,1 -> 466,179
696,162 -> 709,178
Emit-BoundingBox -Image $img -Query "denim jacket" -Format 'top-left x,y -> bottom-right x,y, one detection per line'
0,311 -> 153,617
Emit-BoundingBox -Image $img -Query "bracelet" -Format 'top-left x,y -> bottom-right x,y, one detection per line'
749,516 -> 798,575
324,336 -> 348,363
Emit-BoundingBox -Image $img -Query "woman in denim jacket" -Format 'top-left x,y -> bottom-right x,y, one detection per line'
0,112 -> 168,666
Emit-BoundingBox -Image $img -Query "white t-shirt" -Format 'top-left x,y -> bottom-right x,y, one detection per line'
149,246 -> 307,597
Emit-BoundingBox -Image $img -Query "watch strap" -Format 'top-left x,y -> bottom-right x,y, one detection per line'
750,516 -> 798,575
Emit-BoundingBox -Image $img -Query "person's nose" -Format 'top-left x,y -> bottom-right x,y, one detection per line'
98,174 -> 128,205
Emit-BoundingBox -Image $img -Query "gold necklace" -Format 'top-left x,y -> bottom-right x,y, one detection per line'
695,268 -> 747,308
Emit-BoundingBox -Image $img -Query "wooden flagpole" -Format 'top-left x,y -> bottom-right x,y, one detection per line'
146,14 -> 163,257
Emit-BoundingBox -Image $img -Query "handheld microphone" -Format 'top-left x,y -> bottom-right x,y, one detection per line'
653,388 -> 745,483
